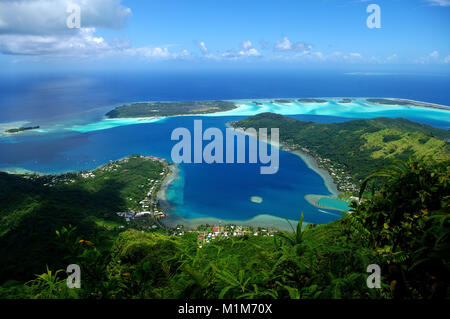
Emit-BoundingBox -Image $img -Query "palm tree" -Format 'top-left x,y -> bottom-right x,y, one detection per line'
275,213 -> 311,247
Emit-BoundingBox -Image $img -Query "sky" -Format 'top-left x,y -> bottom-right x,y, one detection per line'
0,0 -> 449,73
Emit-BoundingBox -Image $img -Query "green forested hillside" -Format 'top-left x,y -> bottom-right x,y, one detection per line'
0,155 -> 169,283
233,113 -> 450,183
0,159 -> 448,299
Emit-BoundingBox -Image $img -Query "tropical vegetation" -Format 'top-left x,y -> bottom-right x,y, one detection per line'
0,157 -> 448,299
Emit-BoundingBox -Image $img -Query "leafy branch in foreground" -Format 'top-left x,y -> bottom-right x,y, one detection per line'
350,158 -> 449,299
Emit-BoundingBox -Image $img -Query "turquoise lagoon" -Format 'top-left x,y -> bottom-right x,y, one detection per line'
2,98 -> 447,138
0,98 -> 449,227
62,98 -> 449,134
316,198 -> 351,211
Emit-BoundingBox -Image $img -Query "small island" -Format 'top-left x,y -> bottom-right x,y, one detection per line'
297,98 -> 328,104
338,98 -> 352,104
5,126 -> 39,134
366,98 -> 450,111
106,101 -> 237,118
250,196 -> 263,204
274,99 -> 293,104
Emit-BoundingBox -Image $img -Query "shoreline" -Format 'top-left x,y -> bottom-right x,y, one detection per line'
2,97 -> 449,138
81,96 -> 450,134
157,164 -> 179,215
105,97 -> 450,114
363,97 -> 450,112
154,143 -> 307,231
304,194 -> 349,212
99,96 -> 450,124
163,213 -> 303,232
229,124 -> 340,196
290,149 -> 340,196
0,167 -> 46,175
154,162 -> 303,232
3,96 -> 448,230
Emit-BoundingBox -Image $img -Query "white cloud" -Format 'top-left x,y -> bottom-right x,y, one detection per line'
220,41 -> 260,59
386,53 -> 398,62
429,50 -> 439,59
0,0 -> 190,60
274,37 -> 312,53
0,0 -> 132,56
348,52 -> 363,59
126,47 -> 170,58
0,28 -> 117,56
239,47 -> 260,57
415,50 -> 444,64
275,37 -> 292,51
426,0 -> 450,6
309,51 -> 325,60
197,41 -> 208,54
241,40 -> 253,51
269,50 -> 403,65
126,47 -> 190,60
444,55 -> 450,63
239,40 -> 260,57
0,0 -> 131,35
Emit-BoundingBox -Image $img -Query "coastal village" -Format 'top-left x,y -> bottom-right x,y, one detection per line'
112,156 -> 279,245
20,154 -> 172,230
281,143 -> 358,194
230,118 -> 358,195
104,157 -> 280,245
19,154 -> 278,248
115,155 -> 170,224
172,224 -> 278,248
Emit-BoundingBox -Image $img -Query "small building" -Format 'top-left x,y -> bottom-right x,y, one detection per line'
135,212 -> 151,218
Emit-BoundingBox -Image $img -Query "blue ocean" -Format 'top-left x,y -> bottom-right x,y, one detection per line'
0,70 -> 449,225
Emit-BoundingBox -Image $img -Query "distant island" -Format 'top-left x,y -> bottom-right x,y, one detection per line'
106,101 -> 237,118
5,126 -> 39,134
297,98 -> 328,103
232,113 -> 450,193
103,98 -> 450,120
274,99 -> 292,104
366,98 -> 450,111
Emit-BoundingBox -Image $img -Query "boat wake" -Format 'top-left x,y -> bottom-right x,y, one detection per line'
318,209 -> 341,217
